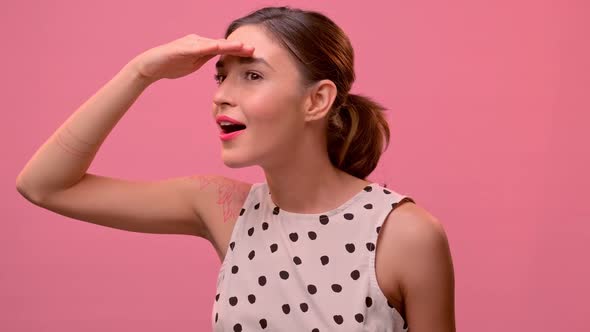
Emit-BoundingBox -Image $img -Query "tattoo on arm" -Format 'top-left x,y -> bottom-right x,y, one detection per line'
192,175 -> 249,224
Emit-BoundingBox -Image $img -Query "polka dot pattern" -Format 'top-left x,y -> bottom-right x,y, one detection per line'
212,182 -> 414,331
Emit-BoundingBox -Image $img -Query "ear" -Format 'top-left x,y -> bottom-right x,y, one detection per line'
303,79 -> 338,122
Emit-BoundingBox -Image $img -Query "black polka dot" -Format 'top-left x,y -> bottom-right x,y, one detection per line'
384,189 -> 392,194
376,226 -> 381,234
239,208 -> 245,216
319,215 -> 329,225
215,312 -> 218,322
308,231 -> 317,240
307,284 -> 317,294
365,296 -> 373,307
364,185 -> 373,192
344,213 -> 354,220
333,315 -> 344,324
229,296 -> 238,306
248,294 -> 256,303
258,276 -> 267,286
355,313 -> 364,322
289,232 -> 298,242
262,222 -> 269,230
270,243 -> 278,253
229,241 -> 235,251
320,255 -> 329,265
366,242 -> 376,251
254,202 -> 260,209
293,256 -> 302,265
279,270 -> 289,280
364,203 -> 373,209
231,265 -> 239,274
282,304 -> 290,314
350,270 -> 360,280
233,323 -> 242,332
345,243 -> 356,253
248,227 -> 255,236
273,206 -> 280,215
248,250 -> 255,260
215,293 -> 219,301
300,302 -> 309,312
312,329 -> 319,332
331,284 -> 342,292
259,319 -> 267,329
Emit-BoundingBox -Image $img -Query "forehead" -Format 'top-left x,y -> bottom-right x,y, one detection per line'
226,25 -> 273,49
219,25 -> 285,68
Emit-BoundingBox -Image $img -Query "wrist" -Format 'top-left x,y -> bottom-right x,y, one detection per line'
122,59 -> 155,88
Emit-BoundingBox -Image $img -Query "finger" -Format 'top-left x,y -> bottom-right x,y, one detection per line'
217,45 -> 255,55
194,39 -> 240,54
222,40 -> 255,52
200,42 -> 254,57
217,41 -> 250,52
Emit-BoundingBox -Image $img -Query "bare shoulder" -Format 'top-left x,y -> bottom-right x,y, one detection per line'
376,201 -> 442,296
189,175 -> 253,260
386,202 -> 446,244
383,201 -> 451,284
383,201 -> 456,330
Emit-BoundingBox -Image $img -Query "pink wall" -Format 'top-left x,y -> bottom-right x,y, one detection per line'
2,0 -> 588,331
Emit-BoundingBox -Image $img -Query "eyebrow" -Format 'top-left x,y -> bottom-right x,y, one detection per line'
215,56 -> 275,71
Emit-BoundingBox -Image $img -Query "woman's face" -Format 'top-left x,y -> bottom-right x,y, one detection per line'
211,24 -> 310,169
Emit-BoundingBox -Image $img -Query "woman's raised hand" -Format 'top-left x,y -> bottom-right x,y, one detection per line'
129,34 -> 254,84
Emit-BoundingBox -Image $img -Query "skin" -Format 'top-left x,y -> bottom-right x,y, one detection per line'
209,24 -> 456,331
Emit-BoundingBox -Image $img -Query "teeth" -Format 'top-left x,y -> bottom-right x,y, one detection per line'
219,121 -> 243,126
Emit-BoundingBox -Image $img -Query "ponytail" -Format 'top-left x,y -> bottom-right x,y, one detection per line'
327,93 -> 390,180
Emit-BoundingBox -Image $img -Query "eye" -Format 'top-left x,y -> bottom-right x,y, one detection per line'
213,71 -> 262,85
245,71 -> 262,81
213,73 -> 225,85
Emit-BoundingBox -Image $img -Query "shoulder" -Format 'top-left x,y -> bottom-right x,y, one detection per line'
382,201 -> 456,330
385,201 -> 448,252
189,174 -> 254,203
385,201 -> 451,273
187,175 -> 255,259
187,174 -> 254,227
378,200 -> 448,283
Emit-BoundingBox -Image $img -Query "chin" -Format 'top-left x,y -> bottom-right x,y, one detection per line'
221,153 -> 253,169
223,160 -> 248,169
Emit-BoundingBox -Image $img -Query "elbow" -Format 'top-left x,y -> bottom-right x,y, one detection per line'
16,177 -> 44,205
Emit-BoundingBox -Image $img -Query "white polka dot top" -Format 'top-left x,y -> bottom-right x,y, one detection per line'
212,181 -> 414,332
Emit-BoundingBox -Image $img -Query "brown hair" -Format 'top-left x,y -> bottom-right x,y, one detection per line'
225,6 -> 391,180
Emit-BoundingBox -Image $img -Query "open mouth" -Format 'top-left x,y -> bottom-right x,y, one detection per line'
220,123 -> 247,134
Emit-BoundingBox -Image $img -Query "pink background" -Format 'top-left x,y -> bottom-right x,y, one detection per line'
2,0 -> 589,331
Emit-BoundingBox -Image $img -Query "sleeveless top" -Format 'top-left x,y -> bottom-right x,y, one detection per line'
211,181 -> 415,332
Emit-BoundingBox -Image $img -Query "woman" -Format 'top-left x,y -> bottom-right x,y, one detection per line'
16,5 -> 455,332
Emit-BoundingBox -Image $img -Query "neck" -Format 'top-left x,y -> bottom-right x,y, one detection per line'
262,154 -> 370,214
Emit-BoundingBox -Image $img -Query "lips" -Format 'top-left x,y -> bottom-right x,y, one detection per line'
216,115 -> 245,126
216,115 -> 247,134
217,115 -> 246,134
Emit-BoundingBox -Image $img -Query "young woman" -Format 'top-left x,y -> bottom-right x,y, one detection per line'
16,6 -> 455,332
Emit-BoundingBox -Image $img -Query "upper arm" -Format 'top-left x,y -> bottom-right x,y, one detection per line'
18,172 -> 219,238
388,204 -> 456,332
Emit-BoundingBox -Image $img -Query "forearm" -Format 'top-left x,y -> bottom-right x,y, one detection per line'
16,60 -> 152,199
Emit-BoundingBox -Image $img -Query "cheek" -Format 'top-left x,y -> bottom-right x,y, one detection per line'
247,90 -> 299,125
244,84 -> 304,142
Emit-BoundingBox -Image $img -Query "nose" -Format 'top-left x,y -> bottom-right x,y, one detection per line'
212,74 -> 238,109
212,81 -> 232,119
